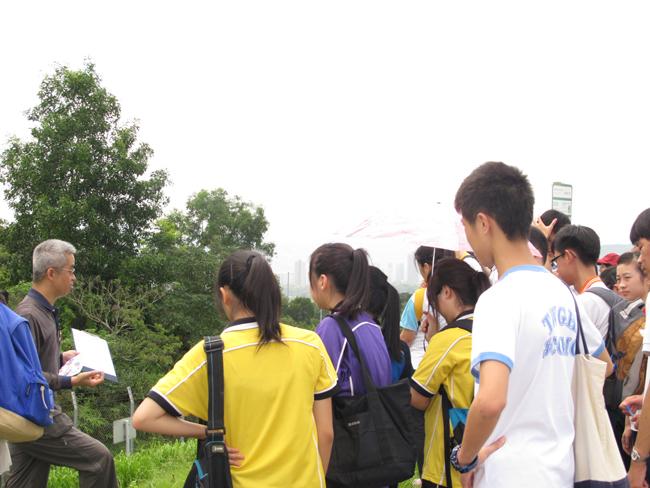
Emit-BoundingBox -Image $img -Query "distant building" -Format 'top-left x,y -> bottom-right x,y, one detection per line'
406,253 -> 419,282
294,260 -> 307,288
397,262 -> 405,282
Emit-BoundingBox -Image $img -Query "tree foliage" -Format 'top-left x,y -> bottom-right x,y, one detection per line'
0,60 -> 169,282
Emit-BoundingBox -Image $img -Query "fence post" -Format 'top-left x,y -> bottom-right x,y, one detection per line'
127,387 -> 135,455
71,390 -> 78,429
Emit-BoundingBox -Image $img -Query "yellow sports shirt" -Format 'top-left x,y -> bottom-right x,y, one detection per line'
410,313 -> 474,488
148,318 -> 338,488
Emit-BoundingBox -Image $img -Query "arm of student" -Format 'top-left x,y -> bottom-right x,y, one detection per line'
132,397 -> 245,466
400,328 -> 416,347
410,387 -> 431,411
133,397 -> 207,438
629,405 -> 650,488
457,360 -> 510,466
596,347 -> 614,378
313,398 -> 334,473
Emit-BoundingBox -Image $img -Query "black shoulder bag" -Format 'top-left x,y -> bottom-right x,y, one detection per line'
326,315 -> 416,488
184,336 -> 234,488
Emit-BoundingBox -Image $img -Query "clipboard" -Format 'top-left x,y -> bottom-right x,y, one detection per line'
70,328 -> 118,382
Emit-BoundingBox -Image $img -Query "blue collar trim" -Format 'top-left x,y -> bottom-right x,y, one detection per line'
500,265 -> 549,281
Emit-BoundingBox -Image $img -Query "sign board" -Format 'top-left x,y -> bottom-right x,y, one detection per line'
552,182 -> 572,218
113,418 -> 136,444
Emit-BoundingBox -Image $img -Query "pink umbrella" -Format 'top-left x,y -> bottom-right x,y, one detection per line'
341,203 -> 473,252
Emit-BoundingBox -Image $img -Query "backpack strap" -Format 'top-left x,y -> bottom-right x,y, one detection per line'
329,314 -> 394,464
203,337 -> 229,468
439,384 -> 454,488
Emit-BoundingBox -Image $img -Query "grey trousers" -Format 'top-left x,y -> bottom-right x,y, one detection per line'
5,410 -> 118,488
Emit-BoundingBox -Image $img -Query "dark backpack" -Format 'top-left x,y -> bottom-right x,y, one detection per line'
0,302 -> 54,442
584,287 -> 646,409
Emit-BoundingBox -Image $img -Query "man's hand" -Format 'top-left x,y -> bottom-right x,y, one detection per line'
460,436 -> 506,488
62,350 -> 79,363
533,217 -> 557,238
72,370 -> 104,388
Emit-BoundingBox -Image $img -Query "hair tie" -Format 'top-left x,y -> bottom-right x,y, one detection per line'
246,254 -> 256,273
350,250 -> 355,260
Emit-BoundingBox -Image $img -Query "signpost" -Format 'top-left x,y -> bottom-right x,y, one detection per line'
552,182 -> 573,218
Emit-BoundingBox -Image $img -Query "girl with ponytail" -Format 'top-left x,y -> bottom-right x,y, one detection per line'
133,251 -> 338,488
367,266 -> 412,382
409,259 -> 491,488
309,243 -> 391,398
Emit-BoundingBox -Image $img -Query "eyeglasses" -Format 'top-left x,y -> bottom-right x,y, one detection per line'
55,267 -> 76,274
550,250 -> 575,272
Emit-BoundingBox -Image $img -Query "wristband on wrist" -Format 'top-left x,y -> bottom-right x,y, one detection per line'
451,445 -> 479,473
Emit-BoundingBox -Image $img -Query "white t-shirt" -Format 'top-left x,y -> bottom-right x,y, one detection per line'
470,265 -> 605,488
400,289 -> 447,370
578,280 -> 611,339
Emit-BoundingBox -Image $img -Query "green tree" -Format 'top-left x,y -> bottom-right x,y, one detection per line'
0,60 -> 169,282
119,189 -> 276,347
284,296 -> 320,328
177,189 -> 275,258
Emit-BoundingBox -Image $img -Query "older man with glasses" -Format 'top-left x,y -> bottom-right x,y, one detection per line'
4,239 -> 118,488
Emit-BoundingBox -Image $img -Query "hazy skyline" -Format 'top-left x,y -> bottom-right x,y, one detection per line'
1,2 -> 647,275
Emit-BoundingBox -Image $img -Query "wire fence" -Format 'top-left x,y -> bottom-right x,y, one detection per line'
55,387 -> 185,457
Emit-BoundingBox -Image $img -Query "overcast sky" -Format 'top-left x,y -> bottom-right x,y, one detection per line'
1,2 -> 648,273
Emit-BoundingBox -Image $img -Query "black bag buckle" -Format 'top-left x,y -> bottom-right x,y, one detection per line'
204,337 -> 224,354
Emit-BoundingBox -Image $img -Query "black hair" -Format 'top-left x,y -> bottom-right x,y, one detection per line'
0,290 -> 8,303
630,208 -> 650,245
599,266 -> 618,290
454,162 -> 534,241
551,225 -> 600,267
309,243 -> 370,320
617,252 -> 643,276
215,251 -> 282,345
367,267 -> 402,363
540,210 -> 571,236
427,259 -> 491,320
529,226 -> 549,265
414,246 -> 455,281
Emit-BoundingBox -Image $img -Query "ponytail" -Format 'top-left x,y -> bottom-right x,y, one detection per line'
368,266 -> 402,363
215,250 -> 282,345
426,258 -> 491,318
309,243 -> 370,320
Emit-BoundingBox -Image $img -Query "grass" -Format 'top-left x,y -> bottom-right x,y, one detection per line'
48,440 -> 421,487
49,440 -> 195,488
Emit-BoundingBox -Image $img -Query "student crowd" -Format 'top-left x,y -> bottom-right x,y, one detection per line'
3,161 -> 648,488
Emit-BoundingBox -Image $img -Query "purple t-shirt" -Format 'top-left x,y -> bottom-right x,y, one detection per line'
315,312 -> 392,397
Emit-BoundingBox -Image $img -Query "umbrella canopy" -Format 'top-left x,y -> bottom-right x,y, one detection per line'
340,203 -> 473,252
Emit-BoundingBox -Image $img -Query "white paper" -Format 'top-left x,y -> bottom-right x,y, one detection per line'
71,329 -> 118,382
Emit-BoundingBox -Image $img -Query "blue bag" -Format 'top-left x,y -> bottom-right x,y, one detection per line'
0,302 -> 54,442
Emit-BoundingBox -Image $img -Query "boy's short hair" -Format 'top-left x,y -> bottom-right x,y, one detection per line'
551,225 -> 600,267
529,226 -> 549,264
454,162 -> 534,241
599,266 -> 618,290
540,210 -> 571,236
630,208 -> 650,245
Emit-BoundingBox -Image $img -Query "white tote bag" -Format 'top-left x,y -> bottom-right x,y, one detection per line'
572,294 -> 629,488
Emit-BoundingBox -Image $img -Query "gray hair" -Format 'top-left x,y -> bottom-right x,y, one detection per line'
33,239 -> 76,283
